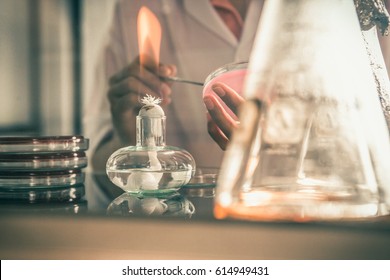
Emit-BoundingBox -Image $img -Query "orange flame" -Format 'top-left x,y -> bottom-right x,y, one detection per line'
137,6 -> 161,70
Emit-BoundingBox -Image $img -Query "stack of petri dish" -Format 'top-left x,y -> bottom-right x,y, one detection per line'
0,136 -> 89,203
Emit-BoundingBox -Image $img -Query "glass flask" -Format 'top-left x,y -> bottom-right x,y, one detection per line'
106,95 -> 196,196
214,0 -> 390,221
361,29 -> 390,131
354,0 -> 390,131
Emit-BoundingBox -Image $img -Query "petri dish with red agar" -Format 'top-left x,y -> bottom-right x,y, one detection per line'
203,61 -> 248,119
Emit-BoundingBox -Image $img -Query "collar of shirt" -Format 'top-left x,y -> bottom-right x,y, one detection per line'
210,0 -> 244,40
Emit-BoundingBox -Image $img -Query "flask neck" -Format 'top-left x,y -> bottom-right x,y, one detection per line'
136,116 -> 166,147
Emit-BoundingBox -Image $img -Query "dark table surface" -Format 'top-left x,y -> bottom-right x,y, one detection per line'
1,171 -> 390,260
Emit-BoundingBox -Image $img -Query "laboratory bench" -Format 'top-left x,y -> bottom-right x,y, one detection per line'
0,171 -> 390,260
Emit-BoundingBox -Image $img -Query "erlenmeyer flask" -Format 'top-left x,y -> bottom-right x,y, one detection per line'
361,27 -> 390,131
214,0 -> 390,221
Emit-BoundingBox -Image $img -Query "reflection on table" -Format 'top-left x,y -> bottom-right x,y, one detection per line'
107,192 -> 195,218
89,168 -> 217,219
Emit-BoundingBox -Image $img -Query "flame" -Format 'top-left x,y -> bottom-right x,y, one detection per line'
137,6 -> 161,70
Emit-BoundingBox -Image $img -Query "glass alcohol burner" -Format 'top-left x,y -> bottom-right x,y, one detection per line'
106,95 -> 196,196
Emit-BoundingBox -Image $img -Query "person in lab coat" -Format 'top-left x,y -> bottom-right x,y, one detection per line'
85,0 -> 390,177
85,0 -> 263,174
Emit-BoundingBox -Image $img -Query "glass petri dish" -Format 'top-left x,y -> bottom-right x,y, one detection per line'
181,167 -> 218,198
203,61 -> 248,118
0,199 -> 87,213
0,135 -> 89,154
0,169 -> 85,189
0,152 -> 87,171
204,61 -> 248,87
0,184 -> 85,202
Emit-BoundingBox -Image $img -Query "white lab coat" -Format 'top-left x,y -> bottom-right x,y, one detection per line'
84,0 -> 390,169
84,0 -> 264,168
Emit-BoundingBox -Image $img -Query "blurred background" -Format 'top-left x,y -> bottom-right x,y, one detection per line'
1,0 -> 390,138
0,0 -> 115,136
